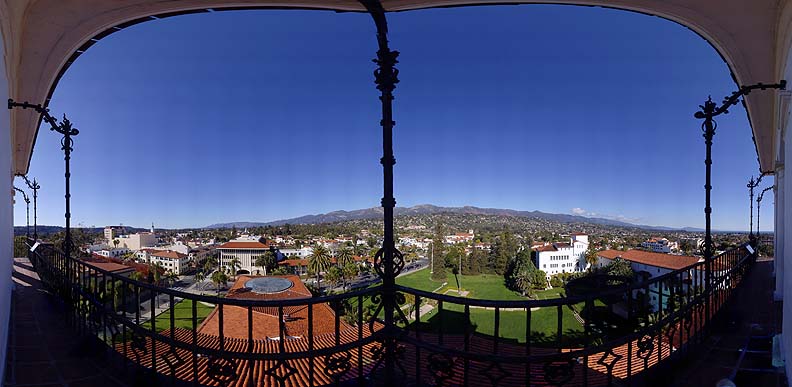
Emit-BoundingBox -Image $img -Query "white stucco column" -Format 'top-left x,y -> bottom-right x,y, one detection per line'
0,34 -> 13,382
781,88 -> 792,382
775,166 -> 784,300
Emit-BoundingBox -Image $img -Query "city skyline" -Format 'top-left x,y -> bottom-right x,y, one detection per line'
12,5 -> 774,230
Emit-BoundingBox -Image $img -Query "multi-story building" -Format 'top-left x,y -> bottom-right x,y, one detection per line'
217,240 -> 280,274
103,226 -> 125,242
444,229 -> 475,244
533,233 -> 589,278
640,237 -> 676,253
279,246 -> 313,259
96,247 -> 130,258
115,232 -> 157,251
149,250 -> 190,275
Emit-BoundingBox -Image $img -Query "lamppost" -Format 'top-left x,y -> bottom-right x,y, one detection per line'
694,79 -> 785,323
8,99 -> 79,260
18,175 -> 40,239
12,186 -> 30,238
748,175 -> 763,241
757,185 -> 773,244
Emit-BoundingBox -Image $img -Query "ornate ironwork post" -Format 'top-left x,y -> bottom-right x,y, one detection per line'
360,0 -> 403,384
748,176 -> 762,242
694,80 -> 786,323
757,185 -> 773,243
13,186 -> 30,237
8,100 -> 79,261
19,175 -> 40,239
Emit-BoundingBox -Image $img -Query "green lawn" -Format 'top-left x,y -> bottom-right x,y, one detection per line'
142,299 -> 215,332
397,268 -> 525,300
395,268 -> 585,346
414,302 -> 584,346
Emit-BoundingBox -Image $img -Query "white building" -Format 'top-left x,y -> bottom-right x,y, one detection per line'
533,233 -> 589,278
279,246 -> 313,259
444,229 -> 475,244
640,237 -> 677,253
217,240 -> 276,274
149,250 -> 190,275
96,247 -> 130,258
115,232 -> 157,251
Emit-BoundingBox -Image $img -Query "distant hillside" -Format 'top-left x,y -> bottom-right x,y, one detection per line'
205,204 -> 696,231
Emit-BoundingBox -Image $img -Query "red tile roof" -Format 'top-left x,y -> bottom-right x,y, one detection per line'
218,241 -> 270,249
150,250 -> 188,259
597,249 -> 701,270
83,260 -> 135,274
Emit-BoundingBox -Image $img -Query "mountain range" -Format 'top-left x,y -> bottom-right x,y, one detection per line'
204,205 -> 705,232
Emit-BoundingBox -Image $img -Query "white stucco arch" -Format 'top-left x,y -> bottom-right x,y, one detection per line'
2,0 -> 790,174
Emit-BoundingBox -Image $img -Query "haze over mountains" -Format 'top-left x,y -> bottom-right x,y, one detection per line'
204,205 -> 705,232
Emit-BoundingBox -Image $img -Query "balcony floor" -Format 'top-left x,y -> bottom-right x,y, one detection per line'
3,257 -> 129,387
670,257 -> 787,387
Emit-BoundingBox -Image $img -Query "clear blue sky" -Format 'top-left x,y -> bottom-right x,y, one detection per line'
13,5 -> 774,231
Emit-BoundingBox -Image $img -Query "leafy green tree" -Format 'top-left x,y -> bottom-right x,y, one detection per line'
324,266 -> 342,289
255,251 -> 277,275
194,271 -> 205,284
342,263 -> 359,289
506,250 -> 539,296
490,232 -> 518,275
308,244 -> 332,293
605,258 -> 635,279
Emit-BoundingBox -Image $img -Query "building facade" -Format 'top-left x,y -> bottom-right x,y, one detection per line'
533,233 -> 589,278
217,241 -> 278,274
149,250 -> 190,275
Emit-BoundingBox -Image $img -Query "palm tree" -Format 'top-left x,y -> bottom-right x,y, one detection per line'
150,262 -> 163,284
194,271 -> 205,284
113,239 -> 120,249
336,247 -> 355,289
584,245 -> 599,271
308,244 -> 332,294
211,269 -> 228,295
164,271 -> 179,287
229,257 -> 241,280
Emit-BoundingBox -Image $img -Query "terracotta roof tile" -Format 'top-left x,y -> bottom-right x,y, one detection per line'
598,249 -> 700,270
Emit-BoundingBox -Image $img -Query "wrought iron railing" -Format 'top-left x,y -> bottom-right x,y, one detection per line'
26,238 -> 755,387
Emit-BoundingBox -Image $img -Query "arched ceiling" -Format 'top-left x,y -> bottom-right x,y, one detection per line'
3,0 -> 790,174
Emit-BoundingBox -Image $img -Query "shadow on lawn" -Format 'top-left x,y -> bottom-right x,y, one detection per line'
407,307 -> 589,348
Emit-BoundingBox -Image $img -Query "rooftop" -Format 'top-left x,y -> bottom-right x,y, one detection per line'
597,249 -> 701,270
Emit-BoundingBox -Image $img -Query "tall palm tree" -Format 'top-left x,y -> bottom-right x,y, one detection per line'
229,257 -> 241,280
165,271 -> 179,287
336,247 -> 355,289
584,245 -> 599,271
308,244 -> 332,294
211,269 -> 228,295
194,271 -> 205,284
